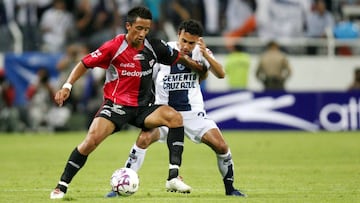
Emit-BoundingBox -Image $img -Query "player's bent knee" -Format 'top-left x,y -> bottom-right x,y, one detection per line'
215,142 -> 229,154
78,139 -> 97,155
170,112 -> 183,126
162,107 -> 183,127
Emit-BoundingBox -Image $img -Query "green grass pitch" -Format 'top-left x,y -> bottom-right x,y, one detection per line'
0,130 -> 359,203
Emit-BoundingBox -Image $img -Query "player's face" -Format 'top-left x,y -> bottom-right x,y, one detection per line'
177,30 -> 199,55
126,17 -> 152,48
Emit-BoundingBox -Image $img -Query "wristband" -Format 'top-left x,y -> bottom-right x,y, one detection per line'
62,82 -> 72,91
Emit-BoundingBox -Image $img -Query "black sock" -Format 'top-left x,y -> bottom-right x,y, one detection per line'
167,127 -> 184,180
56,147 -> 88,193
56,184 -> 68,194
168,168 -> 179,180
223,164 -> 235,194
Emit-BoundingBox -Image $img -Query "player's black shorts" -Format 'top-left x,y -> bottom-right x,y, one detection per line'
95,99 -> 161,133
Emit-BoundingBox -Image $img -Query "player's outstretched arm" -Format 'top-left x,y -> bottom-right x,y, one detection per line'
54,62 -> 88,107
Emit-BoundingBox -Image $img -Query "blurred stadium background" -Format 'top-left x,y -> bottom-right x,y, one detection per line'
1,0 -> 360,132
1,1 -> 360,202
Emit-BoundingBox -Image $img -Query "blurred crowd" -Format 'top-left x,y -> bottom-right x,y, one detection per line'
1,0 -> 360,132
0,0 -> 360,54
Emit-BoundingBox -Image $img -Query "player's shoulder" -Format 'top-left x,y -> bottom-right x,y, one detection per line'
167,41 -> 177,48
100,34 -> 126,49
112,34 -> 126,43
147,39 -> 177,49
191,45 -> 209,60
148,38 -> 167,46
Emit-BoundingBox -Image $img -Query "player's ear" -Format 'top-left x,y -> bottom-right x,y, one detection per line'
178,29 -> 184,38
125,22 -> 132,30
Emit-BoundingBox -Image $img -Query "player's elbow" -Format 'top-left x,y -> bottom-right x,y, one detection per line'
214,71 -> 225,79
217,72 -> 225,79
210,66 -> 225,79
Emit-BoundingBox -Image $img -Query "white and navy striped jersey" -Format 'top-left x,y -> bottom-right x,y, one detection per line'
154,41 -> 214,111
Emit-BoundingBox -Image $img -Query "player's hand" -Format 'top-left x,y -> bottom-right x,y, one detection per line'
198,37 -> 213,60
198,37 -> 206,55
54,88 -> 70,107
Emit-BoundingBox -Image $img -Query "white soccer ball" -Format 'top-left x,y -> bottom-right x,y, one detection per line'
110,167 -> 139,196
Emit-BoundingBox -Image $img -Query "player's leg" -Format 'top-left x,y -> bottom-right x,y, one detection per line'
155,126 -> 191,193
50,117 -> 115,199
143,105 -> 191,193
201,128 -> 246,196
125,128 -> 160,172
143,105 -> 183,178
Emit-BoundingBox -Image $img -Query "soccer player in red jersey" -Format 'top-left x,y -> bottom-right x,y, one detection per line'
50,6 -> 205,199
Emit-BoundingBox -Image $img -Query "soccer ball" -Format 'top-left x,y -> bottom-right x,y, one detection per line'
110,167 -> 139,196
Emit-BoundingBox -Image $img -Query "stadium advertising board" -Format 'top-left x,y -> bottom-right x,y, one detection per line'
203,91 -> 360,131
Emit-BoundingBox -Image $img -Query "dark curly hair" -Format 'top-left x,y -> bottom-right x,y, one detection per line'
178,19 -> 203,37
127,6 -> 152,24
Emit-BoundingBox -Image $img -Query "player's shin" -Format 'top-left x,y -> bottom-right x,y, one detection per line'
56,147 -> 88,193
217,150 -> 236,192
166,126 -> 184,180
125,144 -> 147,172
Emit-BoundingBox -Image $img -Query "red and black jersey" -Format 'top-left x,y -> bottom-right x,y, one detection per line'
82,34 -> 180,106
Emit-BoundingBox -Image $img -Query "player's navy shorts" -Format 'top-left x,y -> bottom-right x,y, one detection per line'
95,99 -> 161,133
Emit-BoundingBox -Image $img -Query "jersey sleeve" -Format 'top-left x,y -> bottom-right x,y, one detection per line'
150,38 -> 180,65
152,63 -> 161,81
81,38 -> 117,69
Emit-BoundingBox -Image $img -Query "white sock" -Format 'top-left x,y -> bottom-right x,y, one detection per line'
216,150 -> 234,178
124,144 -> 147,172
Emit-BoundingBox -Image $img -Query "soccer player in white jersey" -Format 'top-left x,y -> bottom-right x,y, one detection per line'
108,19 -> 246,197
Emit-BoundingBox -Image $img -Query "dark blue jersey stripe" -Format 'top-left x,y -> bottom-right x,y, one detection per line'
168,62 -> 192,111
